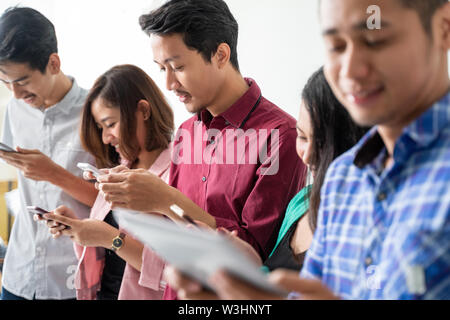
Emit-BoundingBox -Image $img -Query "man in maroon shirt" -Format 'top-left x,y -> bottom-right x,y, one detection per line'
98,0 -> 306,298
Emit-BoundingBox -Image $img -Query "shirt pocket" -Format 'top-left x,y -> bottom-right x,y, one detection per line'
52,139 -> 94,177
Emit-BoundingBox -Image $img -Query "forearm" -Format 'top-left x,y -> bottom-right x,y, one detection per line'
49,165 -> 98,207
100,225 -> 144,272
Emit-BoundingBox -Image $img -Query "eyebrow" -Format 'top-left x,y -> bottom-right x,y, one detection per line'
100,116 -> 115,123
322,20 -> 392,36
0,75 -> 30,84
154,55 -> 181,65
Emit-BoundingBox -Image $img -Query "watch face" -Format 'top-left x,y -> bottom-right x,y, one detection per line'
113,238 -> 123,248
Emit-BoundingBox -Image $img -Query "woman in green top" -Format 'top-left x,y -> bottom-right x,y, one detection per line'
262,67 -> 368,273
163,67 -> 368,299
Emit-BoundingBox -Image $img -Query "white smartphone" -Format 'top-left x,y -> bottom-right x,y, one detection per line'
77,162 -> 101,179
0,142 -> 17,153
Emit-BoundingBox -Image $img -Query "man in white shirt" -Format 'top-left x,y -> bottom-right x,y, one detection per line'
0,7 -> 98,300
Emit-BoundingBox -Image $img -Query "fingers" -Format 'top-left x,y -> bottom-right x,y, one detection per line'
97,172 -> 129,183
209,270 -> 280,300
83,171 -> 96,181
44,212 -> 74,227
268,269 -> 337,299
163,265 -> 202,294
15,147 -> 40,154
109,165 -> 130,174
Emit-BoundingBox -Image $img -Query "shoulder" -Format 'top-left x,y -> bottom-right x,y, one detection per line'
252,96 -> 297,131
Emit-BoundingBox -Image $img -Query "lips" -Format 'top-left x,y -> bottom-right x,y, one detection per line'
345,85 -> 385,106
175,91 -> 191,104
23,94 -> 36,104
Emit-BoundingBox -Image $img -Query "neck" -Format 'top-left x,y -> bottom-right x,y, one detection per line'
133,148 -> 164,170
207,71 -> 249,117
378,70 -> 450,157
43,73 -> 72,109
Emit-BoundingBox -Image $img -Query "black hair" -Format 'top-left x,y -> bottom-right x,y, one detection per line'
301,68 -> 369,231
0,7 -> 58,73
398,0 -> 448,35
139,0 -> 240,71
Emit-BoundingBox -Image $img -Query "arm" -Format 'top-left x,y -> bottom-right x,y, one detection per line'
45,206 -> 145,271
97,169 -> 217,228
0,147 -> 98,207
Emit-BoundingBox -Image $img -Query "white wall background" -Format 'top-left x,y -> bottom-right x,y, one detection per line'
0,0 -> 324,129
0,0 -> 449,180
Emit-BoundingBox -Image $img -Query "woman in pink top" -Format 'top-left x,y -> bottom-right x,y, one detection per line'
41,64 -> 174,300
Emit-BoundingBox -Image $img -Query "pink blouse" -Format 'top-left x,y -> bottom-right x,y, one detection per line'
74,145 -> 172,300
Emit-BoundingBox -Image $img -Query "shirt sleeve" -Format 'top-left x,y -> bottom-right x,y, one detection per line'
138,246 -> 166,291
215,127 -> 306,260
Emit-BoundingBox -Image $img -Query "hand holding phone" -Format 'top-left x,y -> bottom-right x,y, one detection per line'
77,162 -> 101,179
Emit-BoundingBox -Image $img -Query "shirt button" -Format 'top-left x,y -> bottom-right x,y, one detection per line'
365,256 -> 373,266
202,176 -> 207,182
377,192 -> 387,201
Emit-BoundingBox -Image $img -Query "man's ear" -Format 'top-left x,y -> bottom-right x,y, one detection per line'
47,53 -> 61,75
435,2 -> 450,50
137,99 -> 151,120
214,43 -> 231,69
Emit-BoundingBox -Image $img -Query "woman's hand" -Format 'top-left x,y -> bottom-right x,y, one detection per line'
44,206 -> 118,248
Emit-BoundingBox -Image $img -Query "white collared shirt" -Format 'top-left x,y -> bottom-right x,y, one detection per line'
1,77 -> 94,299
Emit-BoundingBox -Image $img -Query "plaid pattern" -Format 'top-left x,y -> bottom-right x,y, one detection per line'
300,93 -> 450,300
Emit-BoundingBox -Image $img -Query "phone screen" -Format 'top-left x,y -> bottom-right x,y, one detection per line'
27,206 -> 49,217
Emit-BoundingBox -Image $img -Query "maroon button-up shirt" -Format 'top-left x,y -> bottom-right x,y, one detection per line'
164,78 -> 306,299
169,78 -> 307,259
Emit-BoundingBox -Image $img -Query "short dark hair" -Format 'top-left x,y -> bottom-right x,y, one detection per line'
139,0 -> 240,71
397,0 -> 448,34
0,7 -> 58,73
81,64 -> 175,168
301,68 -> 369,231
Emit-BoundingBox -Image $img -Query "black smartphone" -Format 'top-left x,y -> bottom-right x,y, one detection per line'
27,206 -> 49,218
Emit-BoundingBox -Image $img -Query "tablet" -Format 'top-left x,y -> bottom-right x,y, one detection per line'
114,209 -> 289,297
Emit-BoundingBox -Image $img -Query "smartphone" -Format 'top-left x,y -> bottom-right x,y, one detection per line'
0,142 -> 17,153
170,204 -> 198,226
77,162 -> 101,179
27,206 -> 49,218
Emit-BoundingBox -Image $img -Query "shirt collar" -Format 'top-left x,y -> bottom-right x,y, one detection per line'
354,91 -> 450,168
197,78 -> 262,128
45,76 -> 81,115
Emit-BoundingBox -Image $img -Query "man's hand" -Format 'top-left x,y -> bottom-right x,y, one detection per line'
97,169 -> 169,212
0,147 -> 62,182
163,265 -> 219,300
268,269 -> 340,300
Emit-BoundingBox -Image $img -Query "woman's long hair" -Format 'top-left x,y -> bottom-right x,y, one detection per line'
80,64 -> 174,168
302,67 -> 369,231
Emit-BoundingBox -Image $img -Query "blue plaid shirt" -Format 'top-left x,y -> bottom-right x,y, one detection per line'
300,93 -> 450,300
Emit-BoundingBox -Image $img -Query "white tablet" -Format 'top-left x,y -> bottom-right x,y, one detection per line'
114,209 -> 288,297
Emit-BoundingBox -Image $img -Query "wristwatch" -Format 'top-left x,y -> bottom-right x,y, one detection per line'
111,232 -> 126,252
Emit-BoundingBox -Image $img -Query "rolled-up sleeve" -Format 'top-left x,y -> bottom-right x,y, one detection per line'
138,246 -> 166,291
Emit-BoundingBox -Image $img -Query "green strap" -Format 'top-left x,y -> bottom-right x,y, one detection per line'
268,185 -> 312,259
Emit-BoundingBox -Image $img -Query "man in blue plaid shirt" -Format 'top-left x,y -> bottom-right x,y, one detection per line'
267,0 -> 450,299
